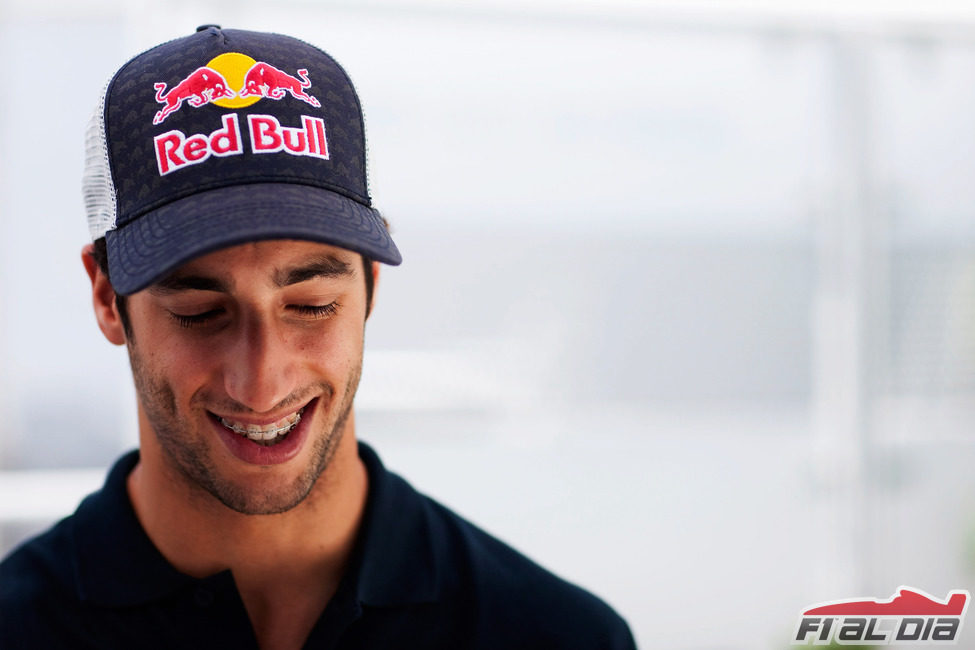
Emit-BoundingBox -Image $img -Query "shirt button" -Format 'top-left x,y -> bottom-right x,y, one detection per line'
194,587 -> 215,607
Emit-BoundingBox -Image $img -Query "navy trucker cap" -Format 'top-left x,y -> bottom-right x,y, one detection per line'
82,25 -> 401,295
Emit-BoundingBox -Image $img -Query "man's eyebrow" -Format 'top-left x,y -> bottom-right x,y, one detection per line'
274,255 -> 354,287
149,274 -> 227,295
146,254 -> 354,294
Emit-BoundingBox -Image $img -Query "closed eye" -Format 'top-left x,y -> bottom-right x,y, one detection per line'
169,308 -> 224,328
289,302 -> 339,318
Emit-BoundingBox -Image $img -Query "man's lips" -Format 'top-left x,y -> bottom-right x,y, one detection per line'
205,397 -> 319,465
208,400 -> 312,446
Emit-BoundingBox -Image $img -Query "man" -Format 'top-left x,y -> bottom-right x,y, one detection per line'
0,26 -> 635,649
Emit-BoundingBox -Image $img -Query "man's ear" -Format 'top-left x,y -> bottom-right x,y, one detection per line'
367,260 -> 380,320
81,243 -> 127,346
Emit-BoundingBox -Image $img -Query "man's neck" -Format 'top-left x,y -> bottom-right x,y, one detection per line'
127,423 -> 369,650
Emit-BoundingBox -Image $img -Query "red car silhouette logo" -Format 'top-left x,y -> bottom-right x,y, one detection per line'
804,587 -> 968,617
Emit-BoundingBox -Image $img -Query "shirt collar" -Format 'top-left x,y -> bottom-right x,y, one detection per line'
70,450 -> 198,607
69,443 -> 441,609
349,442 -> 440,607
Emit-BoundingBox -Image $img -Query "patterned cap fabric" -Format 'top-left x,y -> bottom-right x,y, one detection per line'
83,25 -> 401,295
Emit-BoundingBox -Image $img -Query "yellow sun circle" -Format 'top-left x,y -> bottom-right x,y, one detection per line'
207,52 -> 261,109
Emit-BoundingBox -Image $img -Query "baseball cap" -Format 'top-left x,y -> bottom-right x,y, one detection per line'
83,25 -> 401,296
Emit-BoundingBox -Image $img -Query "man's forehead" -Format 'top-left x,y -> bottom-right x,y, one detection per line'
148,239 -> 359,294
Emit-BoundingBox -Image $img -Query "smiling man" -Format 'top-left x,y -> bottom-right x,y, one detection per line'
0,26 -> 635,649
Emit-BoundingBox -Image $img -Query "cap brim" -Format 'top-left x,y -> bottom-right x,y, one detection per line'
105,182 -> 401,295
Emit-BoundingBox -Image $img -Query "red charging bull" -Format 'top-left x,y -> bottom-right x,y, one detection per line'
153,67 -> 236,125
239,62 -> 321,107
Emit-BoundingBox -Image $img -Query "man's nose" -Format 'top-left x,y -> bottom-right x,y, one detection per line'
223,315 -> 298,413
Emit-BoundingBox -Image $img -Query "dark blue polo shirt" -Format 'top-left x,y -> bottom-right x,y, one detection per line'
1,442 -> 636,649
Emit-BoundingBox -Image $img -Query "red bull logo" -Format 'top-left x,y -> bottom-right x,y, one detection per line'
151,53 -> 329,176
152,53 -> 321,124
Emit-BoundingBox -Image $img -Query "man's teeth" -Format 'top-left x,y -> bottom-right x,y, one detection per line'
219,410 -> 302,442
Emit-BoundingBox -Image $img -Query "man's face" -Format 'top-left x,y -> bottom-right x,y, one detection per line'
122,240 -> 371,515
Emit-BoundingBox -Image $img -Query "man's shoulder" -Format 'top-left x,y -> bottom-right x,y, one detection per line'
368,453 -> 635,648
430,494 -> 632,640
1,516 -> 71,597
0,516 -> 97,649
0,452 -> 142,649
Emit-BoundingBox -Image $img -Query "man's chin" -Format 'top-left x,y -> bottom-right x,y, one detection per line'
209,475 -> 318,516
202,400 -> 354,516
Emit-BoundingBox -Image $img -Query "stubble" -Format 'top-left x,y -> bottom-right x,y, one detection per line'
128,343 -> 361,515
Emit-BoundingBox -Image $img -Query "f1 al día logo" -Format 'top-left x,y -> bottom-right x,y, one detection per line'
793,586 -> 970,645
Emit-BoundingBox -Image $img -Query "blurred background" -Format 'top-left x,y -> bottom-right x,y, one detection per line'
2,0 -> 975,647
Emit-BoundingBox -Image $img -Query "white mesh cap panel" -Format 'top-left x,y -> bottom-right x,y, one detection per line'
82,81 -> 117,240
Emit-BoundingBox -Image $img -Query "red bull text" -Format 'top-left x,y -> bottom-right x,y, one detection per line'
154,113 -> 329,176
